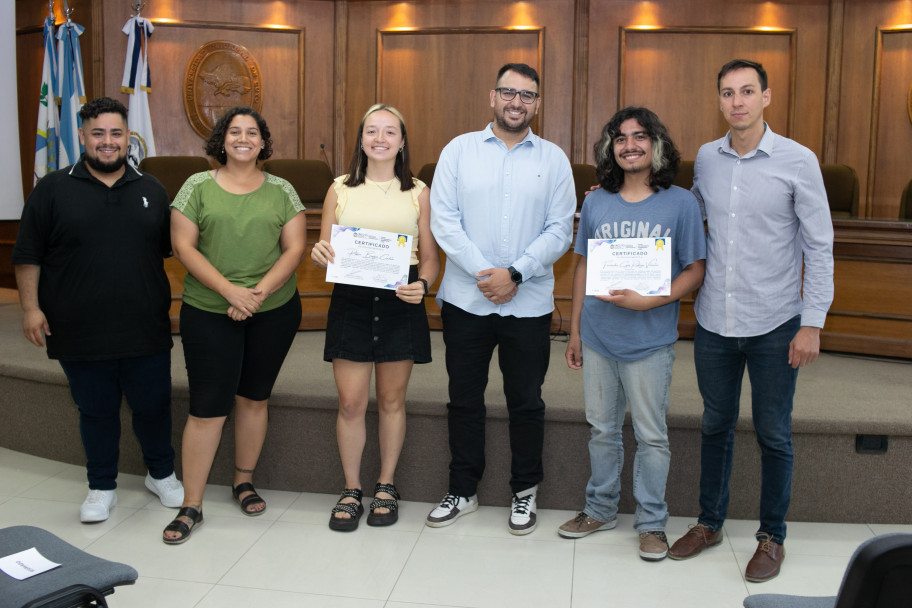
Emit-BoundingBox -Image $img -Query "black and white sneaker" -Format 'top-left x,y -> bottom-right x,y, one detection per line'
426,492 -> 478,528
508,485 -> 537,535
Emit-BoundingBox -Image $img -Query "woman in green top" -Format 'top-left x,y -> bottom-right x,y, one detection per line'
162,106 -> 306,544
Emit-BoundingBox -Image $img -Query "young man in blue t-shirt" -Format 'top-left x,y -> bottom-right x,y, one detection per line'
557,107 -> 706,561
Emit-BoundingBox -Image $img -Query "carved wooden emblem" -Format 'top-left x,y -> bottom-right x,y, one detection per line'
183,40 -> 263,139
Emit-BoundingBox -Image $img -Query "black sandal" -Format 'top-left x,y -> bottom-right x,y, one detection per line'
162,506 -> 203,545
367,482 -> 401,527
232,482 -> 266,516
329,488 -> 364,532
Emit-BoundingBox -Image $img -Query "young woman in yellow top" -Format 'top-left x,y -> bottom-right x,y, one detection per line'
311,104 -> 439,530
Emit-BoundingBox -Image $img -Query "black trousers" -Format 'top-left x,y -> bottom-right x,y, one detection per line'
441,302 -> 552,496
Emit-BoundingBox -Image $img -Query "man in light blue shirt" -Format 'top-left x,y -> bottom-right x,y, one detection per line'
668,59 -> 834,583
426,63 -> 576,535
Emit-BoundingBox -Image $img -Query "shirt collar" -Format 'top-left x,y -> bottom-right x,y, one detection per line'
482,122 -> 538,147
719,121 -> 776,159
68,155 -> 142,187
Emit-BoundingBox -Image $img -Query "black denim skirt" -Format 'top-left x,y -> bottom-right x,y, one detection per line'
323,265 -> 431,364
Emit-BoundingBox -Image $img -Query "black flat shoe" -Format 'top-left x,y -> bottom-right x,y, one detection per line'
162,506 -> 203,545
367,482 -> 401,527
329,488 -> 364,532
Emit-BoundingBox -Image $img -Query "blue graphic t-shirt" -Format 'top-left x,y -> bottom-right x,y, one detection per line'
575,186 -> 706,361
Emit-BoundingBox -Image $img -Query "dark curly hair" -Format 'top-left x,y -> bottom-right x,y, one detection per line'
594,106 -> 680,194
344,104 -> 414,191
204,106 -> 273,165
79,97 -> 127,122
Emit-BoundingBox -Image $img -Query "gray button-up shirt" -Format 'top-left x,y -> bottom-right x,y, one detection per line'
692,124 -> 834,337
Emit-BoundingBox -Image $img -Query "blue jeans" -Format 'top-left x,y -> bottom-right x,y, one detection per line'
582,343 -> 674,532
694,317 -> 800,544
59,353 -> 175,491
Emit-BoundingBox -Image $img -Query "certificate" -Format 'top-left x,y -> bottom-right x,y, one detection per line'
586,237 -> 671,296
325,224 -> 412,290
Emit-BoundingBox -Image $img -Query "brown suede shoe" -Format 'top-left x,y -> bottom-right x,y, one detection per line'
745,533 -> 785,582
668,523 -> 724,560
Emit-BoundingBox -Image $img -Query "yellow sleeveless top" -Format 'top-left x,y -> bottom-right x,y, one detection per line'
334,175 -> 427,265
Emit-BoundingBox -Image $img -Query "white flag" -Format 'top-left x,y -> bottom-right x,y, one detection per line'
122,16 -> 156,167
56,20 -> 86,168
34,16 -> 60,182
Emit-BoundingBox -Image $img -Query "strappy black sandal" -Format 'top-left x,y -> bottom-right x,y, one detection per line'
232,482 -> 266,516
367,482 -> 401,527
162,506 -> 203,545
329,488 -> 364,532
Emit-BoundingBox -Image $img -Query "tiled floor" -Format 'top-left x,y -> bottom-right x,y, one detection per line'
2,447 -> 909,607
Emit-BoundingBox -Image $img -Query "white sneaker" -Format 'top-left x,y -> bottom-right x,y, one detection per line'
426,493 -> 478,527
509,485 -> 537,535
80,489 -> 117,523
145,472 -> 184,508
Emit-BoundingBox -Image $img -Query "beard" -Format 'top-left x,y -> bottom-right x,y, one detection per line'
494,109 -> 533,134
84,150 -> 127,174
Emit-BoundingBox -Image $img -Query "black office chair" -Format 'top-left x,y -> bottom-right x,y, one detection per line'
416,162 -> 437,189
137,156 -> 211,202
261,159 -> 334,209
0,525 -> 138,607
571,163 -> 597,212
743,533 -> 912,608
899,179 -> 912,220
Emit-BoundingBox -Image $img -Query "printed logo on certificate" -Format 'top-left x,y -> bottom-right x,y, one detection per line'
586,237 -> 671,296
325,224 -> 412,290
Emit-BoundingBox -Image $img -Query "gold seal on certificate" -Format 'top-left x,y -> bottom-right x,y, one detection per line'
586,237 -> 672,296
325,224 -> 412,290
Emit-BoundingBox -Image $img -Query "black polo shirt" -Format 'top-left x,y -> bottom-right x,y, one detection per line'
12,158 -> 173,361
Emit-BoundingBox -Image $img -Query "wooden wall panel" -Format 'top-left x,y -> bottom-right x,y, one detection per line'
377,29 -> 542,170
619,28 -> 794,161
868,28 -> 912,219
838,1 -> 912,218
342,0 -> 576,170
141,23 -> 303,159
99,0 -> 335,163
586,0 -> 829,164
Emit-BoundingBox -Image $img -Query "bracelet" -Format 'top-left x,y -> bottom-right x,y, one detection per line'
418,278 -> 429,295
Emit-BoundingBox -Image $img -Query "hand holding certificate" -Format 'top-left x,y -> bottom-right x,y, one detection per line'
586,237 -> 671,296
325,224 -> 412,290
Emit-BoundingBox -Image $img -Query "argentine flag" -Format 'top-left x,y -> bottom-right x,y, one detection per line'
34,16 -> 60,183
57,19 -> 86,168
122,16 -> 156,167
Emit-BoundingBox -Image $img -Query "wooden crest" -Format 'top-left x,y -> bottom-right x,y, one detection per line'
183,40 -> 263,139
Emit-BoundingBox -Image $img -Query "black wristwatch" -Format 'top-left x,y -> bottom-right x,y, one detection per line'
418,278 -> 429,295
508,266 -> 523,285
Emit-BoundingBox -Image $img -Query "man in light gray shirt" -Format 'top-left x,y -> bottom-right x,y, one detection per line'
667,59 -> 834,583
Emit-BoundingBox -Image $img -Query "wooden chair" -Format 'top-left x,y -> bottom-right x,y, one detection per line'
416,162 -> 437,189
899,179 -> 912,220
570,164 -> 597,212
673,160 -> 695,191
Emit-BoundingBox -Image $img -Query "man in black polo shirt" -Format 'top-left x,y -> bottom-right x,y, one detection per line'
13,97 -> 183,522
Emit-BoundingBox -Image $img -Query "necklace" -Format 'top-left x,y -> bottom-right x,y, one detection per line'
369,178 -> 395,198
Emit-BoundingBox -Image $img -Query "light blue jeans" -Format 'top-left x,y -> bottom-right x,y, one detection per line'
582,343 -> 674,532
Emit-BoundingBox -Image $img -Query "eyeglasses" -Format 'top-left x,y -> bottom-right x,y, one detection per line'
495,87 -> 539,104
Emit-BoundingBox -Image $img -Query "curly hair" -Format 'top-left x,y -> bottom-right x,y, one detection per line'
79,97 -> 127,122
344,104 -> 414,191
594,106 -> 681,194
204,106 -> 273,165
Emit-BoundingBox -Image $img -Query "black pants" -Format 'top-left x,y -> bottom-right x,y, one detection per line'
441,302 -> 552,496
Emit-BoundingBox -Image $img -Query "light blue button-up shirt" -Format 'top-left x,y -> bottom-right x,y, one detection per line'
430,123 -> 576,317
692,124 -> 834,337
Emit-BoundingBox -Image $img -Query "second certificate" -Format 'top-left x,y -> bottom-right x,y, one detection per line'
325,224 -> 412,290
586,237 -> 672,296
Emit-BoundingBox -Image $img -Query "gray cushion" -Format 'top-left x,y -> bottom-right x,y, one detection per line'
744,595 -> 836,608
0,525 -> 137,608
